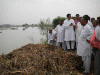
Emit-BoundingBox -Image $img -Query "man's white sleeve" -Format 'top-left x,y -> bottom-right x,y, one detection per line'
64,20 -> 70,29
54,26 -> 57,31
72,19 -> 75,26
48,34 -> 50,44
86,28 -> 93,40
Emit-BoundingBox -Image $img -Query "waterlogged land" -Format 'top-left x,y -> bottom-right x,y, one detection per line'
0,27 -> 46,55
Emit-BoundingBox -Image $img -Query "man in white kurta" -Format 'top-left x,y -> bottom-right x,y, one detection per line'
48,30 -> 55,45
75,22 -> 83,48
93,20 -> 99,30
88,20 -> 94,30
77,17 -> 93,73
84,15 -> 94,30
54,20 -> 66,50
63,14 -> 75,50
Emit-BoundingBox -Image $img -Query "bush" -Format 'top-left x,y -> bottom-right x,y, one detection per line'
52,16 -> 66,28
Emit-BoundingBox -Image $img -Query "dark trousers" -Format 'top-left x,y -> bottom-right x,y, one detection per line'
94,49 -> 100,75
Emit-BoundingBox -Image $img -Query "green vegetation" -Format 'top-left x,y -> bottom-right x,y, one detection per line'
39,16 -> 68,44
39,18 -> 53,44
52,16 -> 66,28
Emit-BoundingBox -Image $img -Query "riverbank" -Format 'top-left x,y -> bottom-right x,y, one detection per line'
0,44 -> 94,75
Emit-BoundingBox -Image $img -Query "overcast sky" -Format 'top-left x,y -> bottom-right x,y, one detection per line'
0,0 -> 100,25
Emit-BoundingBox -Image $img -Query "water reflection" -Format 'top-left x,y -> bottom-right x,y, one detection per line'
0,31 -> 2,33
23,25 -> 29,31
10,27 -> 18,30
0,27 -> 46,55
0,27 -> 18,30
0,26 -> 28,31
0,28 -> 8,30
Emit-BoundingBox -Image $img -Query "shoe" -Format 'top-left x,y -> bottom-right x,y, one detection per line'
67,49 -> 70,51
83,71 -> 89,75
72,49 -> 75,52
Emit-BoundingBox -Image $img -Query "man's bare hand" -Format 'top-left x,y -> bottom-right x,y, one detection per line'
75,25 -> 77,29
69,23 -> 73,26
53,39 -> 55,42
93,47 -> 97,50
86,39 -> 90,43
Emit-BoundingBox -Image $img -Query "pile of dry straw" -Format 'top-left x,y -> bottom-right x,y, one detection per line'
0,44 -> 94,75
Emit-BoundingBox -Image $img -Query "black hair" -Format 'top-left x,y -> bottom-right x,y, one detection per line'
93,20 -> 99,25
67,14 -> 71,18
91,18 -> 95,20
59,20 -> 63,23
49,29 -> 52,31
76,14 -> 79,16
97,17 -> 100,19
97,17 -> 100,22
84,15 -> 90,20
83,15 -> 88,23
80,17 -> 82,18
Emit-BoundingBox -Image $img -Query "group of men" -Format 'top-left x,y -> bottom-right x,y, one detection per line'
48,14 -> 100,75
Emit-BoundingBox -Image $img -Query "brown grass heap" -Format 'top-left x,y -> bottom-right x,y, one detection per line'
0,44 -> 93,75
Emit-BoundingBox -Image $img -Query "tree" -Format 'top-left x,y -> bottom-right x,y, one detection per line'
52,16 -> 66,28
39,18 -> 53,44
22,23 -> 29,27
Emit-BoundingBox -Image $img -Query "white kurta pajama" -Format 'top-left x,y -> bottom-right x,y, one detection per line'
88,20 -> 94,30
77,24 -> 93,73
54,24 -> 66,50
64,19 -> 75,49
48,33 -> 55,45
75,22 -> 83,48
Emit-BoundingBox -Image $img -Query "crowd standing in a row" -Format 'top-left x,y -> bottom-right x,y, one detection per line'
48,14 -> 100,75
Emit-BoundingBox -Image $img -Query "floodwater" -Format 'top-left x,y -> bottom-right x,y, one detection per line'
0,27 -> 46,55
